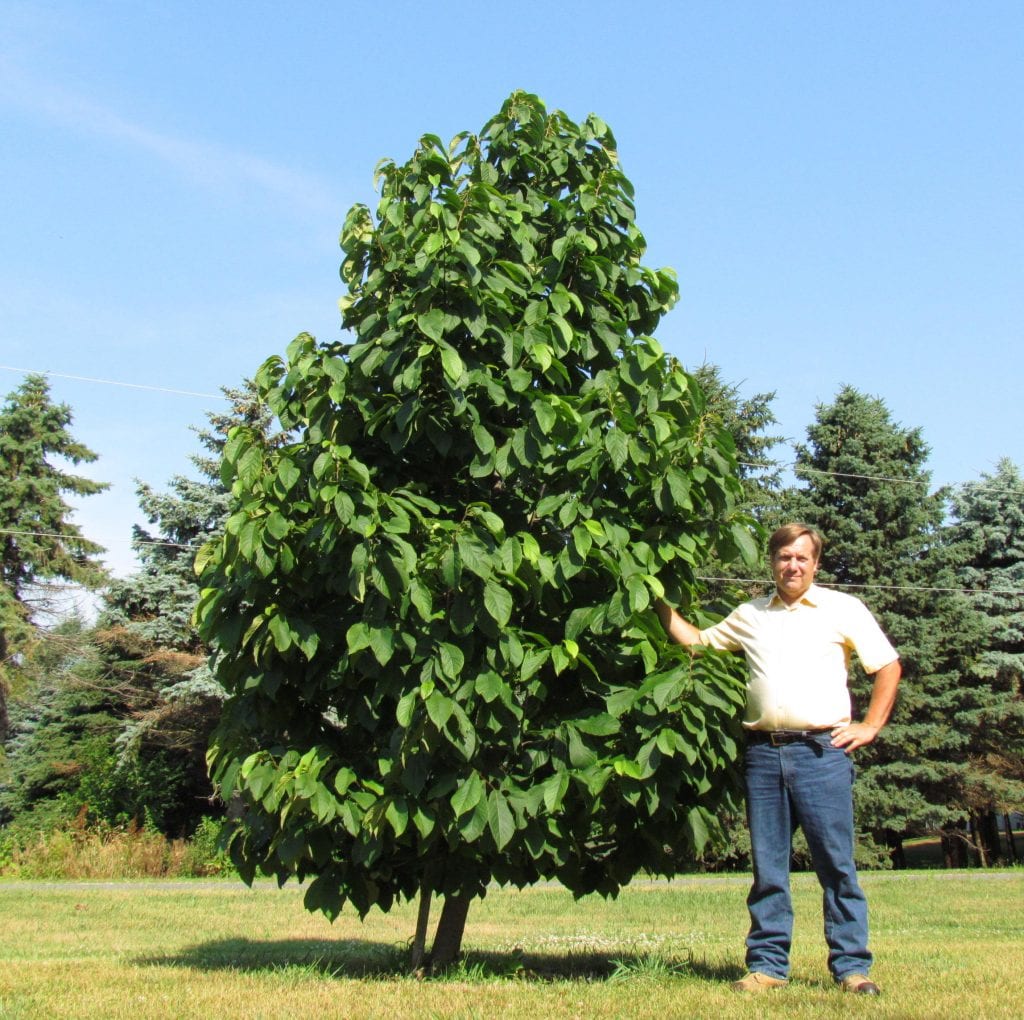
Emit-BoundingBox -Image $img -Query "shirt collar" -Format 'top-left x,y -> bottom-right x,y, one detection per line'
768,582 -> 821,609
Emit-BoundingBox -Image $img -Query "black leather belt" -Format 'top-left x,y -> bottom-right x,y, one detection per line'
747,728 -> 833,746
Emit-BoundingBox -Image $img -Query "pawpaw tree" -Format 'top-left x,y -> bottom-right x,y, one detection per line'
196,90 -> 755,970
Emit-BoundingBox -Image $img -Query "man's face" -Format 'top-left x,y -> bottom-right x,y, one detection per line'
771,533 -> 819,604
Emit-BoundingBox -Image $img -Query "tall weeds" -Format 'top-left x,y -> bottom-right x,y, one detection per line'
0,816 -> 231,879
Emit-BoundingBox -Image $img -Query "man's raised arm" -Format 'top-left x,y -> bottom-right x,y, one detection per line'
654,600 -> 705,648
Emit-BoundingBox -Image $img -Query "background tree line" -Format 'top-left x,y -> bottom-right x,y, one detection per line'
1,365 -> 1019,870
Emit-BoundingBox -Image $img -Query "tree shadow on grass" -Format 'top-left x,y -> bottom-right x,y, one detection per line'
140,938 -> 743,984
139,937 -> 408,978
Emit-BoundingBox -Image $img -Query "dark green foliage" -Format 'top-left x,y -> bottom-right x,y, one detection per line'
946,460 -> 1024,859
689,364 -> 782,522
88,625 -> 215,834
688,364 -> 782,610
197,92 -> 755,925
0,619 -> 196,836
69,736 -> 191,833
86,383 -> 280,830
786,386 -> 945,599
0,618 -> 106,831
0,374 -> 108,599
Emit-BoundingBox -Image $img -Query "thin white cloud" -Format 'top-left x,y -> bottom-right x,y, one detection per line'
0,57 -> 340,218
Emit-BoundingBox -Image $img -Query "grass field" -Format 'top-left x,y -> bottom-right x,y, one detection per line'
1,870 -> 1021,1019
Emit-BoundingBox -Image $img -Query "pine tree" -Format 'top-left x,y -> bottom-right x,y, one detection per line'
1,383 -> 278,840
689,364 -> 783,616
946,459 -> 1024,863
0,617 -> 193,836
689,364 -> 783,523
0,374 -> 107,738
90,382 -> 279,832
785,386 -> 978,864
102,382 -> 275,651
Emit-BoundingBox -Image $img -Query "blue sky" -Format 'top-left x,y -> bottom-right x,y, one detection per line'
2,0 -> 1022,578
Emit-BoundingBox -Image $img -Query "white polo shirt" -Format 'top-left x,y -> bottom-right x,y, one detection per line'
699,584 -> 899,731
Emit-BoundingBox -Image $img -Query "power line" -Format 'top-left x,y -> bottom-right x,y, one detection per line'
0,528 -> 199,552
698,576 -> 1024,598
3,364 -> 1020,495
2,361 -> 1022,516
3,528 -> 1021,598
0,365 -> 223,400
739,461 -> 930,486
739,461 -> 1021,497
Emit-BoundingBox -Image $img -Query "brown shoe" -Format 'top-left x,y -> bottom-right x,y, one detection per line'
840,974 -> 880,995
732,972 -> 788,992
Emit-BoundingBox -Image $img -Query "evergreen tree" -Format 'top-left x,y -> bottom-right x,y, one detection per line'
689,364 -> 783,615
946,459 -> 1024,863
0,616 -> 195,836
91,382 -> 279,831
785,386 -> 977,863
1,383 -> 277,840
689,364 -> 783,524
102,381 -> 275,651
0,374 -> 107,738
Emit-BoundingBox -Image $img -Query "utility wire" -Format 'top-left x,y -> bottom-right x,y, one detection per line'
4,528 -> 1022,598
3,364 -> 1020,495
739,461 -> 1021,496
0,527 -> 200,552
697,576 -> 1024,597
0,365 -> 223,400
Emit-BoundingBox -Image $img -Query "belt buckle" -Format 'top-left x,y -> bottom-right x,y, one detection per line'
769,731 -> 788,746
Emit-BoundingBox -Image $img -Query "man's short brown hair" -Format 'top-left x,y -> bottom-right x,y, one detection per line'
768,522 -> 823,561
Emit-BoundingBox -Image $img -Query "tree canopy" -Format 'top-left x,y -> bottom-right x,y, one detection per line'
196,91 -> 755,965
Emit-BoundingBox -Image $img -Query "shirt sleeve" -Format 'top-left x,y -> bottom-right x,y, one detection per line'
843,597 -> 899,673
699,605 -> 748,653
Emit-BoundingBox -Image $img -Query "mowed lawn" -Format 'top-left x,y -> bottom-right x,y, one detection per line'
0,871 -> 1021,1019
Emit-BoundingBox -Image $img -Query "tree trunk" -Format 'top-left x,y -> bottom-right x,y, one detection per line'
410,884 -> 432,973
967,814 -> 988,867
0,629 -> 9,742
977,810 -> 1002,865
942,827 -> 969,868
941,829 -> 954,868
1004,813 -> 1019,864
427,892 -> 472,972
887,832 -> 906,870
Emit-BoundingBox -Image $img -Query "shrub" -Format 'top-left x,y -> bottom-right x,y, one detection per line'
0,816 -> 235,879
179,815 -> 235,877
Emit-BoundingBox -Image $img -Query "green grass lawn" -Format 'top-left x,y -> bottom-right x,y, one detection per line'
1,871 -> 1021,1018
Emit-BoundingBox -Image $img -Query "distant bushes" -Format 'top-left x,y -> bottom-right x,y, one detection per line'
0,814 -> 233,880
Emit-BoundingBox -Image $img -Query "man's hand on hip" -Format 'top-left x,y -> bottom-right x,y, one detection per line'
830,722 -> 879,753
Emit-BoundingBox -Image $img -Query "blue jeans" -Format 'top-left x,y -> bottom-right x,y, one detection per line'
743,733 -> 871,981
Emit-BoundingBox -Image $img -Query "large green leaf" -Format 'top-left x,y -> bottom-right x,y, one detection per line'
483,581 -> 513,628
487,790 -> 517,850
417,309 -> 445,341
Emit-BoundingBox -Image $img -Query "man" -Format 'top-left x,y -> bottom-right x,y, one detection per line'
656,523 -> 900,995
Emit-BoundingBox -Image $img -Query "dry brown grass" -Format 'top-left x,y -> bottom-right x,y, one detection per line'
2,824 -> 210,880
